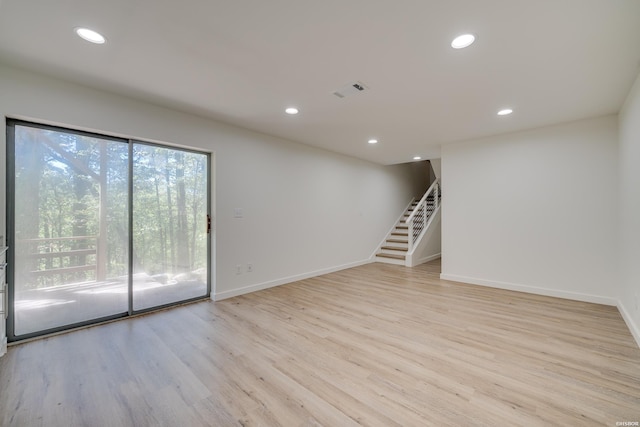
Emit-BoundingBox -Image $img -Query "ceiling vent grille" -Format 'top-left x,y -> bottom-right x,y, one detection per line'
333,81 -> 367,98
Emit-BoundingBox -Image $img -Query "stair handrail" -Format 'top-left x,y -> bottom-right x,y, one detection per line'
406,179 -> 440,253
405,179 -> 440,224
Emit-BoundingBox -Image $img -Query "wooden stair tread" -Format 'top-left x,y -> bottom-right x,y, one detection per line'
391,232 -> 408,236
376,253 -> 406,260
387,239 -> 408,244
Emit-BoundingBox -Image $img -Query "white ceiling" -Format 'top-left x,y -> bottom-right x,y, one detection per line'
0,0 -> 639,165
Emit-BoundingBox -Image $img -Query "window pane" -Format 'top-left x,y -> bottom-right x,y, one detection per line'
13,125 -> 129,336
132,144 -> 208,311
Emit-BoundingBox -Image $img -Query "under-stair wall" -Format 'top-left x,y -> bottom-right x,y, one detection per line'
406,210 -> 441,266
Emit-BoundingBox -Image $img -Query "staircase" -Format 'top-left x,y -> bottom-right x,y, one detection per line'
375,202 -> 415,265
375,179 -> 441,266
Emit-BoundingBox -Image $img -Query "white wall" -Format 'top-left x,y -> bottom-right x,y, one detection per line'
618,71 -> 640,344
441,115 -> 618,305
408,161 -> 432,195
0,63 -> 418,301
430,159 -> 441,180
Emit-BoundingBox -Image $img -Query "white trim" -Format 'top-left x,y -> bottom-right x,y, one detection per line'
213,259 -> 373,301
0,337 -> 6,357
617,301 -> 640,349
439,273 -> 617,306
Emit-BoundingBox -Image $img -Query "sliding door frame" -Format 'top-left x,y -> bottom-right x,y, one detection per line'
6,119 -> 211,342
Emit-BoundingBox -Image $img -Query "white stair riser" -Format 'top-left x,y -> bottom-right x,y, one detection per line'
378,245 -> 409,255
375,256 -> 406,266
379,250 -> 407,257
383,242 -> 408,248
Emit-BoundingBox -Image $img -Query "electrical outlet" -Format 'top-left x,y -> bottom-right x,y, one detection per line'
236,265 -> 242,275
247,264 -> 253,273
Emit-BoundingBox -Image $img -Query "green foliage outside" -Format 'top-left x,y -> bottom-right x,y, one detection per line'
14,125 -> 208,290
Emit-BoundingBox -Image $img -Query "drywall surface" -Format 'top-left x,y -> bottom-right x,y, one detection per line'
0,63 -> 417,300
441,115 -> 618,304
409,161 -> 432,196
430,159 -> 441,180
619,71 -> 640,345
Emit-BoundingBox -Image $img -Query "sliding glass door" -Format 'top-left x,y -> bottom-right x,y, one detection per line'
132,143 -> 209,311
7,120 -> 210,340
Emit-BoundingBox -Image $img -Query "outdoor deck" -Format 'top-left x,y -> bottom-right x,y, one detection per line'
13,275 -> 207,336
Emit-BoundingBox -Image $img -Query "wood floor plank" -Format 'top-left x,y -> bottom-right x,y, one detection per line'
1,259 -> 639,426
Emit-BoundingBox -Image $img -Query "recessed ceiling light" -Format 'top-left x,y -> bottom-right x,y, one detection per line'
75,27 -> 106,44
451,34 -> 475,49
368,139 -> 378,144
285,107 -> 299,115
497,108 -> 513,116
413,156 -> 422,161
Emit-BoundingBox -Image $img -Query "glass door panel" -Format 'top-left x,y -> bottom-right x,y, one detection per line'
131,144 -> 208,311
11,124 -> 129,337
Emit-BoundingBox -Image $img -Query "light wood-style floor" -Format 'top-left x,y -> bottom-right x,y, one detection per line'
1,260 -> 639,426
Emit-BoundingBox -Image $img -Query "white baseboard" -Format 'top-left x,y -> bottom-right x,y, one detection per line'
213,259 -> 374,301
439,273 -> 618,306
617,301 -> 640,349
0,337 -> 6,358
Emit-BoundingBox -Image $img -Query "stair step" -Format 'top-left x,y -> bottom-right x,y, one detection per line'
396,225 -> 408,229
391,232 -> 408,237
376,253 -> 406,260
387,239 -> 408,244
381,246 -> 408,252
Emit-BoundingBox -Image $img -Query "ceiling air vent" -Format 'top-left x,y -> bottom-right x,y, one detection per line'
333,81 -> 368,98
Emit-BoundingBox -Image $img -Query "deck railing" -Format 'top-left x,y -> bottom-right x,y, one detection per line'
19,236 -> 98,286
